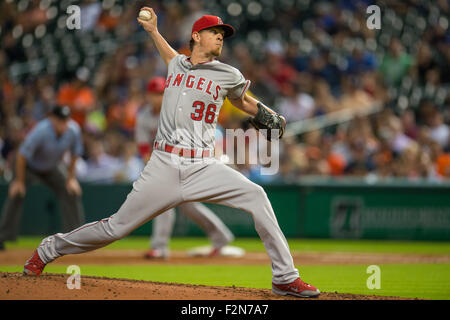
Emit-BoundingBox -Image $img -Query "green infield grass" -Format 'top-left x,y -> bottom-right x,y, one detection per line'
1,236 -> 449,300
1,264 -> 449,300
3,236 -> 450,254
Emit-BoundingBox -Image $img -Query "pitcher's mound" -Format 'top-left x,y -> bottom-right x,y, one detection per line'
0,272 -> 418,300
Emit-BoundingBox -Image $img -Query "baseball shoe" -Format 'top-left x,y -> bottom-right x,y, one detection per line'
144,249 -> 169,260
272,278 -> 320,298
23,250 -> 46,276
208,247 -> 221,257
0,241 -> 4,251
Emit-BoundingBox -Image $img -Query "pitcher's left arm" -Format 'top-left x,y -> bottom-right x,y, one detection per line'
229,93 -> 286,140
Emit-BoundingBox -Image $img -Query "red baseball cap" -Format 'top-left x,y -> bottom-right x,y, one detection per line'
191,15 -> 235,39
146,77 -> 165,94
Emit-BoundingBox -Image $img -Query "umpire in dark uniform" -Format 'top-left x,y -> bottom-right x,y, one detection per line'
0,106 -> 85,250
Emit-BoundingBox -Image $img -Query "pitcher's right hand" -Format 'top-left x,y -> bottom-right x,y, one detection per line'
137,7 -> 158,34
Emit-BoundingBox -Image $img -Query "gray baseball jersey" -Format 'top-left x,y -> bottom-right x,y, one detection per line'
36,54 -> 299,285
155,54 -> 251,150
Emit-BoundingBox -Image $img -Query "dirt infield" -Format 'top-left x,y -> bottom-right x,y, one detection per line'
1,249 -> 443,300
0,272 -> 416,300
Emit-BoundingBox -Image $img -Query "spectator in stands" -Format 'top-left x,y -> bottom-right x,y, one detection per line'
312,79 -> 339,114
338,75 -> 374,110
57,68 -> 96,127
308,49 -> 341,94
77,136 -> 121,184
433,141 -> 450,178
428,110 -> 450,148
401,109 -> 419,140
278,80 -> 316,122
379,38 -> 414,87
413,42 -> 438,86
80,0 -> 102,32
113,139 -> 144,183
346,46 -> 377,75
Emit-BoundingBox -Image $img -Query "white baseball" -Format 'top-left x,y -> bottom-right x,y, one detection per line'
139,10 -> 151,21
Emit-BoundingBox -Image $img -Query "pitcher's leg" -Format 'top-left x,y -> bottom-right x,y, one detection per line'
37,151 -> 183,264
150,208 -> 176,253
178,202 -> 234,248
182,161 -> 298,284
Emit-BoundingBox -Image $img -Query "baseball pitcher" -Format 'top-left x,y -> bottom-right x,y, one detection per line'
24,9 -> 320,298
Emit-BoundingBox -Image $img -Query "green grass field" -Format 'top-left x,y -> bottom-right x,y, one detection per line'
1,236 -> 449,300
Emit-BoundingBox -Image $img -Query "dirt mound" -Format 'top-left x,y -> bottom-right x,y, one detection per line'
0,272 -> 417,300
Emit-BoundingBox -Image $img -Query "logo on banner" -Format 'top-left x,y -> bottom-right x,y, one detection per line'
330,197 -> 364,238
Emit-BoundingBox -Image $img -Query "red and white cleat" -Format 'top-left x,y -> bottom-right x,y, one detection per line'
272,278 -> 320,298
23,250 -> 46,276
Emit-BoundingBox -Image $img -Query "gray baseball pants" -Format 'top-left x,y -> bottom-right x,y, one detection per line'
37,149 -> 299,284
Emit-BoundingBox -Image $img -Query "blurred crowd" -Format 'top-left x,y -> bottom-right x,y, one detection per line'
0,0 -> 449,184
